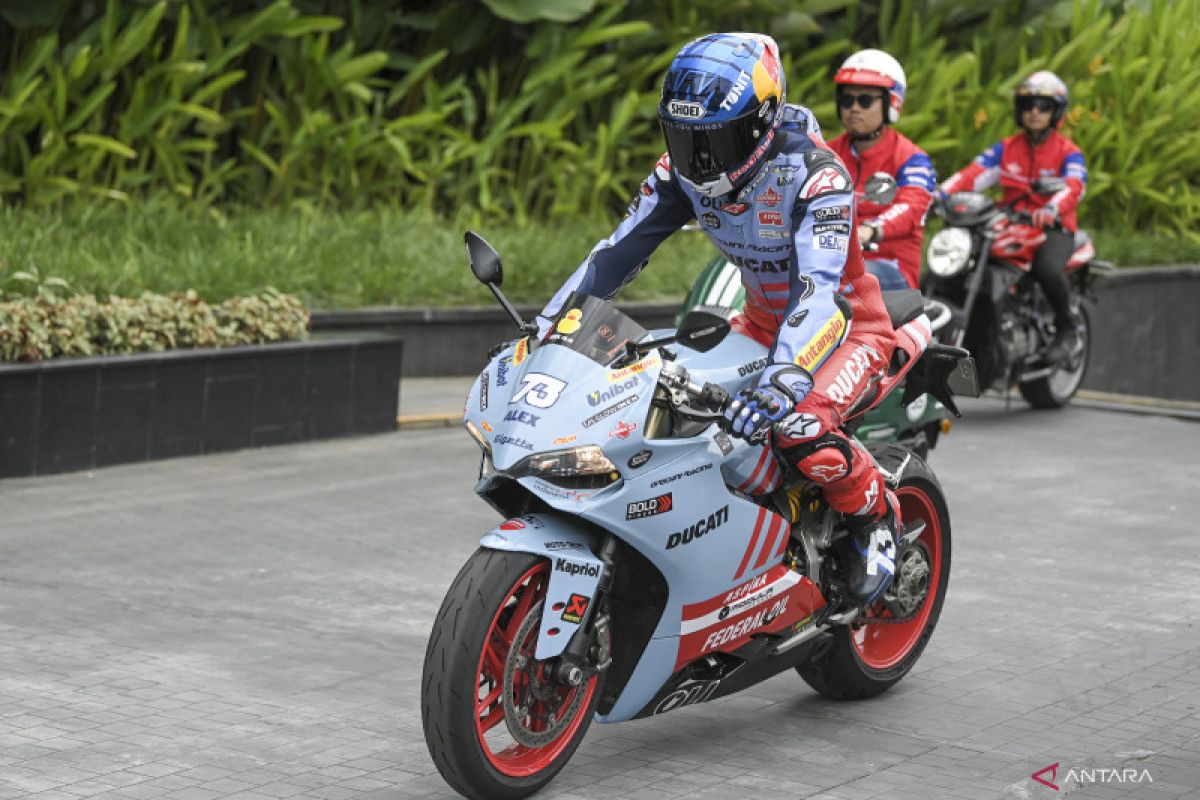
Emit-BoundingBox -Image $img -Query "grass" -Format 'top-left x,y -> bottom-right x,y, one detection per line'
1,202 -> 1196,309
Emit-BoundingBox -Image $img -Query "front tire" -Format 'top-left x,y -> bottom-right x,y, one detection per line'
422,549 -> 603,800
1020,303 -> 1090,409
797,448 -> 951,699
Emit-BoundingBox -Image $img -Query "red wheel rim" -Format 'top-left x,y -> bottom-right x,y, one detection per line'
851,485 -> 944,669
474,561 -> 598,777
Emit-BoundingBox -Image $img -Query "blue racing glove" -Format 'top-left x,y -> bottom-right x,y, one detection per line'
722,365 -> 814,443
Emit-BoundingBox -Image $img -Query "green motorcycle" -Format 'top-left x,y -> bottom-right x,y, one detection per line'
676,256 -> 953,458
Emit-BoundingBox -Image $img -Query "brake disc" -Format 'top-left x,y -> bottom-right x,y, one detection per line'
501,599 -> 589,747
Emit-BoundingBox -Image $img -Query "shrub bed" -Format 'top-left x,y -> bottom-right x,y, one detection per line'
0,287 -> 308,362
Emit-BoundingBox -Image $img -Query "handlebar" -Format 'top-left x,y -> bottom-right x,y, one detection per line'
657,362 -> 780,445
658,362 -> 730,414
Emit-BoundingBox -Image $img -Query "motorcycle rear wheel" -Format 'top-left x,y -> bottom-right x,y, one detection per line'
422,549 -> 603,800
796,448 -> 951,699
1020,304 -> 1090,409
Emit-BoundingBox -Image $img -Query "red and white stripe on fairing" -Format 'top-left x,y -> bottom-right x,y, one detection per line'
680,564 -> 800,636
673,562 -> 825,669
736,445 -> 781,496
732,506 -> 790,580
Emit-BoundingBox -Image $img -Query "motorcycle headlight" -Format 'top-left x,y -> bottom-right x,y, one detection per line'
510,446 -> 621,490
927,227 -> 972,277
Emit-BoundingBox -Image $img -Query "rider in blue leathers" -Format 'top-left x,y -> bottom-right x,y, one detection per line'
538,33 -> 907,605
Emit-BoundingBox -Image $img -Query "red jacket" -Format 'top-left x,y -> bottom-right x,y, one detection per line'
828,127 -> 935,289
940,130 -> 1087,231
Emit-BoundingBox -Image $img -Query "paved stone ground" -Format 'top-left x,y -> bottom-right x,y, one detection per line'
1,397 -> 1198,800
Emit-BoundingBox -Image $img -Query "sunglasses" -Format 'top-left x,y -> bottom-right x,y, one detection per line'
837,92 -> 884,110
1017,97 -> 1057,114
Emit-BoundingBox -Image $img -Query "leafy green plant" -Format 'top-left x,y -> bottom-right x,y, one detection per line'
0,285 -> 309,362
0,0 -> 1197,237
1,203 -> 1193,314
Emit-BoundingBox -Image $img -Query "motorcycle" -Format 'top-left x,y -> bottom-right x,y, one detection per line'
678,173 -> 955,458
421,231 -> 979,800
923,180 -> 1114,408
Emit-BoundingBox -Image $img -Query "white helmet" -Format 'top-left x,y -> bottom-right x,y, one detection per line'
834,49 -> 907,124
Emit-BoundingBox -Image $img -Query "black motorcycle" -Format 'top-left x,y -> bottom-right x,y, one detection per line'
922,181 -> 1113,408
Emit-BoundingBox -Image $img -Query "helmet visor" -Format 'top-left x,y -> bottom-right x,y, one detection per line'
660,106 -> 767,184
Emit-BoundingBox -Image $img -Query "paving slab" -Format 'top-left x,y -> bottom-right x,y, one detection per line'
0,397 -> 1198,799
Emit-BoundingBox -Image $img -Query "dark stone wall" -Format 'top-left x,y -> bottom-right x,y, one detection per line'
312,267 -> 1200,402
311,303 -> 680,378
0,334 -> 402,478
1080,266 -> 1200,402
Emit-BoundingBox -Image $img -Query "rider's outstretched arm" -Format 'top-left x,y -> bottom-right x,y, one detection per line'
537,154 -> 694,335
1047,149 -> 1087,219
939,141 -> 1002,196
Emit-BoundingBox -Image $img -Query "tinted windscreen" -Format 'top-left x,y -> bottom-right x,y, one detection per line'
544,293 -> 647,365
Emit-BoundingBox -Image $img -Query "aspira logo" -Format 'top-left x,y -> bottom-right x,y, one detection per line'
554,558 -> 599,578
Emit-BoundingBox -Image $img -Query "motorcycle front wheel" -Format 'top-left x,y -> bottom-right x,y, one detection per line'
422,549 -> 603,800
1020,303 -> 1091,409
797,446 -> 951,699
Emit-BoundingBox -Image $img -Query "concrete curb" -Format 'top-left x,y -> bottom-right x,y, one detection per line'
397,413 -> 460,431
1073,389 -> 1200,421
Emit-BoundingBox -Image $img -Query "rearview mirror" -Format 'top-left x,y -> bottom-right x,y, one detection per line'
676,309 -> 730,353
862,172 -> 898,205
465,231 -> 503,286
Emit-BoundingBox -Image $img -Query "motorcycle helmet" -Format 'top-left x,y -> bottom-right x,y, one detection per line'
658,33 -> 785,197
834,49 -> 907,124
1014,70 -> 1068,128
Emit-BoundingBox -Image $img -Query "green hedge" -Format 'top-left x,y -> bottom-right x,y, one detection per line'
2,0 -> 1199,238
2,205 -> 1196,316
0,283 -> 309,362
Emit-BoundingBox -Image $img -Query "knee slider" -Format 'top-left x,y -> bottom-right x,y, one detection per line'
781,434 -> 855,485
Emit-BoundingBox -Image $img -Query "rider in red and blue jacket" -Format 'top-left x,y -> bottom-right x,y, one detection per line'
827,49 -> 935,291
538,33 -> 918,605
940,71 -> 1087,363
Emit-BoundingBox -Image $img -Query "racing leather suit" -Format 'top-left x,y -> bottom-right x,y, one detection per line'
539,105 -> 899,523
941,130 -> 1087,329
828,127 -> 936,289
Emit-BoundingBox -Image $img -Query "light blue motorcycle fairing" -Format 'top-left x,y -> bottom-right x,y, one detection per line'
479,514 -> 605,660
463,328 -> 795,724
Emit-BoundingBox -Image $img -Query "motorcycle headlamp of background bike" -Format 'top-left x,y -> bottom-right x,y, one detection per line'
926,227 -> 973,277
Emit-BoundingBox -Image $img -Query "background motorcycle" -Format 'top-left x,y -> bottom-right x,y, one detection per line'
923,180 -> 1114,408
421,232 -> 979,800
677,174 -> 954,458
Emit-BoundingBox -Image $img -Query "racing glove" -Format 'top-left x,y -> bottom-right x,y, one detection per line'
722,365 -> 814,443
1031,204 -> 1059,229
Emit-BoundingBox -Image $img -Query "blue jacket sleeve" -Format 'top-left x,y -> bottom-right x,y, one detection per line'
538,156 -> 695,333
768,160 -> 854,376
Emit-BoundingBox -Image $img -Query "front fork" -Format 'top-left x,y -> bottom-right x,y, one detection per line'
951,232 -> 994,349
554,533 -> 617,686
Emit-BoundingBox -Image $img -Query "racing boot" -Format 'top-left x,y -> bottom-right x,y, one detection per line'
840,490 -> 900,606
1044,320 -> 1081,366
